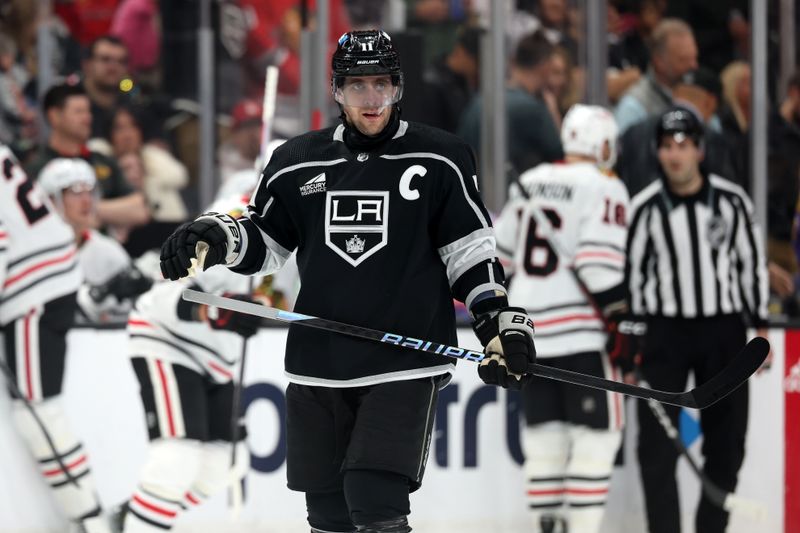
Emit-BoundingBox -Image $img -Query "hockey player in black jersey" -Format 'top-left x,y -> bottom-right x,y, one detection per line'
160,30 -> 536,532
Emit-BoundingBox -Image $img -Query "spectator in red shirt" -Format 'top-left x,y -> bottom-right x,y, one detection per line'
54,0 -> 120,47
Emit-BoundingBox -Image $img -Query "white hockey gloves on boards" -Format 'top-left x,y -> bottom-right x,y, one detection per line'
472,307 -> 537,390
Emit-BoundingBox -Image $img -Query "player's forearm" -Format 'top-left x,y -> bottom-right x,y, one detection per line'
451,258 -> 508,317
228,217 -> 289,276
96,192 -> 150,226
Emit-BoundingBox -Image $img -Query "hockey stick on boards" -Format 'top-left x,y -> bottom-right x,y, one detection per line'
228,280 -> 252,519
228,305 -> 249,519
182,289 -> 768,409
641,379 -> 768,520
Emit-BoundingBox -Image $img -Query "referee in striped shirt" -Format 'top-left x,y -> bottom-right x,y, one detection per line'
624,107 -> 769,533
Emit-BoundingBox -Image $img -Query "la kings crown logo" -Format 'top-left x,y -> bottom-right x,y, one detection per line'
325,191 -> 389,266
345,235 -> 365,253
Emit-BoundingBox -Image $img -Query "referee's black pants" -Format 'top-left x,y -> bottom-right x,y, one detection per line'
637,315 -> 749,533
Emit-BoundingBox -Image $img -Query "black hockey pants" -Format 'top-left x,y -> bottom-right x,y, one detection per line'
637,315 -> 749,533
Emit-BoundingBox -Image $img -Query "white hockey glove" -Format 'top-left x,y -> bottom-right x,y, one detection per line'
160,212 -> 242,280
472,307 -> 536,390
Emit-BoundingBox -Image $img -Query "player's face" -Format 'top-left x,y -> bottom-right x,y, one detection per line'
657,134 -> 702,186
61,184 -> 96,233
339,76 -> 396,136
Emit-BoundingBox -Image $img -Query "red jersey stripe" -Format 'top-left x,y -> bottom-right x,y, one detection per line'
3,249 -> 77,288
155,360 -> 177,437
535,313 -> 600,327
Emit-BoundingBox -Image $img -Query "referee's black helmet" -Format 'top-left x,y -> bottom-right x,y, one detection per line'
655,106 -> 704,148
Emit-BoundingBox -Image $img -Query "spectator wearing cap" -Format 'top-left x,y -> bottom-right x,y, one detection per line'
218,99 -> 263,181
27,83 -> 149,231
614,18 -> 698,134
616,67 -> 737,197
418,26 -> 482,134
458,31 -> 563,179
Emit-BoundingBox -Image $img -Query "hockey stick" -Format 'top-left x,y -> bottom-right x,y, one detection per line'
181,289 -> 769,408
641,379 -> 767,520
0,358 -> 82,488
228,283 -> 251,519
254,65 -> 279,173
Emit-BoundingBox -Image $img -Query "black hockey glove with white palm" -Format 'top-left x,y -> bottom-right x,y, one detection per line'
472,307 -> 536,390
160,212 -> 242,280
205,293 -> 262,338
606,315 -> 645,375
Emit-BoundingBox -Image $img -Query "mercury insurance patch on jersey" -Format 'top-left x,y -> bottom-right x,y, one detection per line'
300,173 -> 327,195
325,191 -> 389,266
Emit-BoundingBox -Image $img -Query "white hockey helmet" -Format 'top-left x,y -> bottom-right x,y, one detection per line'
560,104 -> 619,169
38,157 -> 97,198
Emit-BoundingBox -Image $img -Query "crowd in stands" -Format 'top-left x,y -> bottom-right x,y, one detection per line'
1,0 -> 799,317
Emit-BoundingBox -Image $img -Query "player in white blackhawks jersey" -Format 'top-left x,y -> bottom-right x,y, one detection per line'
121,189 -> 274,533
37,157 -> 152,324
0,145 -> 115,532
494,105 -> 641,533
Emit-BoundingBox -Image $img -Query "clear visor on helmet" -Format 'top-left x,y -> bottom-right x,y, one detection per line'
333,75 -> 403,108
62,181 -> 96,195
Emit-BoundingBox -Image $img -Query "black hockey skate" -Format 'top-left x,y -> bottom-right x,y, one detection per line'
540,514 -> 568,533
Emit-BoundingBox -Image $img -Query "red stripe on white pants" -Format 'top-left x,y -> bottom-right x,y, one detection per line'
785,330 -> 800,533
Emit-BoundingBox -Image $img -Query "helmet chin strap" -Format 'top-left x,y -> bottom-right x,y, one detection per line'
340,105 -> 401,150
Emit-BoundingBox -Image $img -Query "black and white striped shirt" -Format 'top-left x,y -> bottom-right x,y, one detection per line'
625,173 -> 768,324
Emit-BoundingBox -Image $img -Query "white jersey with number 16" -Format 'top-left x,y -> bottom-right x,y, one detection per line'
494,162 -> 630,358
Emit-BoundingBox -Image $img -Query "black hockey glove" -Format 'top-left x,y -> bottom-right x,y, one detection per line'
472,307 -> 536,390
160,212 -> 242,280
205,293 -> 262,338
89,266 -> 153,303
606,316 -> 646,375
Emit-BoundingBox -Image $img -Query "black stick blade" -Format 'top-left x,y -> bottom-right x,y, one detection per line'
685,336 -> 770,409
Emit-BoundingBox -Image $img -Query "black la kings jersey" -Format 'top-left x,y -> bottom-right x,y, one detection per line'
231,120 -> 506,386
